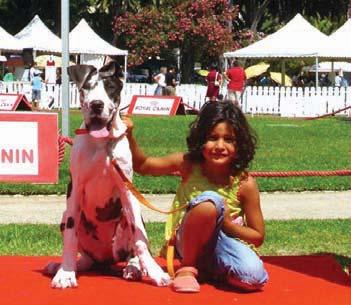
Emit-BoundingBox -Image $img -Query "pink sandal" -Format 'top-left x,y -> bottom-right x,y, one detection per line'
172,266 -> 200,293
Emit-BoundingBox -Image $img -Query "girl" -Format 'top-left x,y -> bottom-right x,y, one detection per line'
124,101 -> 268,293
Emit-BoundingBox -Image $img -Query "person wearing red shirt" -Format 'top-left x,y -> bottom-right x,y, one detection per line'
224,60 -> 246,106
205,63 -> 222,102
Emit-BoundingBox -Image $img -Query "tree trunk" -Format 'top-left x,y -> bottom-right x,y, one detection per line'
180,41 -> 195,84
250,0 -> 273,32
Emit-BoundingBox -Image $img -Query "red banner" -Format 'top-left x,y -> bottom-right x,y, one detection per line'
0,111 -> 58,183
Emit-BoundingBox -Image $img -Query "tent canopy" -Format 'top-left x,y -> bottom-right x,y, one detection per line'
224,14 -> 328,59
15,15 -> 61,54
0,26 -> 23,52
69,19 -> 128,56
319,19 -> 351,59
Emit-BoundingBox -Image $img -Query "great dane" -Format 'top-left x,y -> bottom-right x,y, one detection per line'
44,61 -> 170,288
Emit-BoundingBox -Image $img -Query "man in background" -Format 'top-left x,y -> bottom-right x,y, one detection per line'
164,66 -> 177,96
224,59 -> 246,105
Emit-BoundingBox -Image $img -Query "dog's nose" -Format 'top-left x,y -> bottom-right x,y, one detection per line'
91,100 -> 104,114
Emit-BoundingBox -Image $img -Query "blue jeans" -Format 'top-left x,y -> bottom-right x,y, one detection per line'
176,191 -> 268,291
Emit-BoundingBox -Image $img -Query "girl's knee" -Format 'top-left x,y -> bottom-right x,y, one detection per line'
188,191 -> 225,219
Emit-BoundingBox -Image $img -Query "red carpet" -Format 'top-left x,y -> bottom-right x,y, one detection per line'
0,255 -> 349,305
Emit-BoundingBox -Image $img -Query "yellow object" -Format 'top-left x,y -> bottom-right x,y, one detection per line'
166,239 -> 175,278
270,72 -> 293,86
35,55 -> 75,68
245,62 -> 270,79
196,69 -> 209,77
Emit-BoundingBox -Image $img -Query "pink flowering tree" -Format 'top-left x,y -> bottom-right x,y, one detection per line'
113,0 -> 258,82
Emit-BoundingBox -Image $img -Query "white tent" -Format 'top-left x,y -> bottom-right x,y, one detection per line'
0,26 -> 23,52
69,19 -> 128,57
319,19 -> 351,59
305,61 -> 351,73
223,14 -> 328,59
69,19 -> 128,76
15,15 -> 61,54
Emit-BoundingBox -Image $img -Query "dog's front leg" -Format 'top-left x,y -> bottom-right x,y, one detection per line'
51,179 -> 82,289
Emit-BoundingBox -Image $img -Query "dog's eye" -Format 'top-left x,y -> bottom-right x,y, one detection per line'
103,79 -> 122,99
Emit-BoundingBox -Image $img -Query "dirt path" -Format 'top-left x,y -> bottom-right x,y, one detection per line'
0,191 -> 349,224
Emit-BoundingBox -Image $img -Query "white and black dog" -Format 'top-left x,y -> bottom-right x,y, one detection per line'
44,61 -> 170,288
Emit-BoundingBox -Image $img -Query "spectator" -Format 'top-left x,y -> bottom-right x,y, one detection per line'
31,71 -> 42,108
153,67 -> 167,96
258,72 -> 271,86
29,61 -> 38,81
341,76 -> 349,87
297,71 -> 306,87
164,66 -> 177,96
319,73 -> 331,87
3,67 -> 16,82
334,71 -> 342,87
56,68 -> 62,85
224,59 -> 246,105
205,63 -> 222,102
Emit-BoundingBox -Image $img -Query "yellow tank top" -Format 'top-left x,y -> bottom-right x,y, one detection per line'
164,164 -> 244,241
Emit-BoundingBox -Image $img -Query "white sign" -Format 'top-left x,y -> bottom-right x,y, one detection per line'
131,97 -> 177,115
0,121 -> 38,175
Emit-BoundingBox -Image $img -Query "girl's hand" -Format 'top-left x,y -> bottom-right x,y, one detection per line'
222,201 -> 233,231
122,115 -> 133,136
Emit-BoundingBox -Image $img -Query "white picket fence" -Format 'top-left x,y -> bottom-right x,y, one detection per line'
1,81 -> 350,117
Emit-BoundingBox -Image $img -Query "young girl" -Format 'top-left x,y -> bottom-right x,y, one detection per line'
124,101 -> 268,293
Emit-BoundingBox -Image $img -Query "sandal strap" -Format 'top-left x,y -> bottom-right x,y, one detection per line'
175,266 -> 198,277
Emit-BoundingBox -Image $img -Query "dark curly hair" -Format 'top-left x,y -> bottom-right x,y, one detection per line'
186,101 -> 257,175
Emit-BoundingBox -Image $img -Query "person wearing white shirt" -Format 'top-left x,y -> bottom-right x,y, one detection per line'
334,72 -> 342,87
153,67 -> 167,95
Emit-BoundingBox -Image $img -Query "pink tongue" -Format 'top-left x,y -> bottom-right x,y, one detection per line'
89,127 -> 109,138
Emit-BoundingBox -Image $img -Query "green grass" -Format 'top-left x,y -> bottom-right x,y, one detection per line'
0,113 -> 349,194
0,220 -> 350,271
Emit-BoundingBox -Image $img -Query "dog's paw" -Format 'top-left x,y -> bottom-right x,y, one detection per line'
51,267 -> 78,289
43,262 -> 61,275
123,264 -> 142,281
148,269 -> 171,287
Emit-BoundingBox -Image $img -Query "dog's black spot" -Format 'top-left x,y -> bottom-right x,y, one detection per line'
96,197 -> 122,222
66,217 -> 75,229
66,177 -> 72,199
60,222 -> 65,232
80,211 -> 98,239
117,249 -> 131,262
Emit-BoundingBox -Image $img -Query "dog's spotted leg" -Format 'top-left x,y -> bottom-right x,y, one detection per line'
50,178 -> 82,289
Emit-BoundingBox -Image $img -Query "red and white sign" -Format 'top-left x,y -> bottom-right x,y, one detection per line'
0,94 -> 32,111
0,111 -> 58,183
128,95 -> 185,116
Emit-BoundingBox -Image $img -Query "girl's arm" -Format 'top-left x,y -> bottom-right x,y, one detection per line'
123,116 -> 185,176
222,175 -> 265,247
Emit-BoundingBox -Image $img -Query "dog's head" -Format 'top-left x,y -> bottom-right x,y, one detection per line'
68,61 -> 124,138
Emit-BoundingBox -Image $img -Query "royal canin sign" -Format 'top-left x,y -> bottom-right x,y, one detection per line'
0,111 -> 58,183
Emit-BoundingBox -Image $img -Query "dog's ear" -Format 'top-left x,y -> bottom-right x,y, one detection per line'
99,61 -> 116,78
99,61 -> 124,79
68,65 -> 97,90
